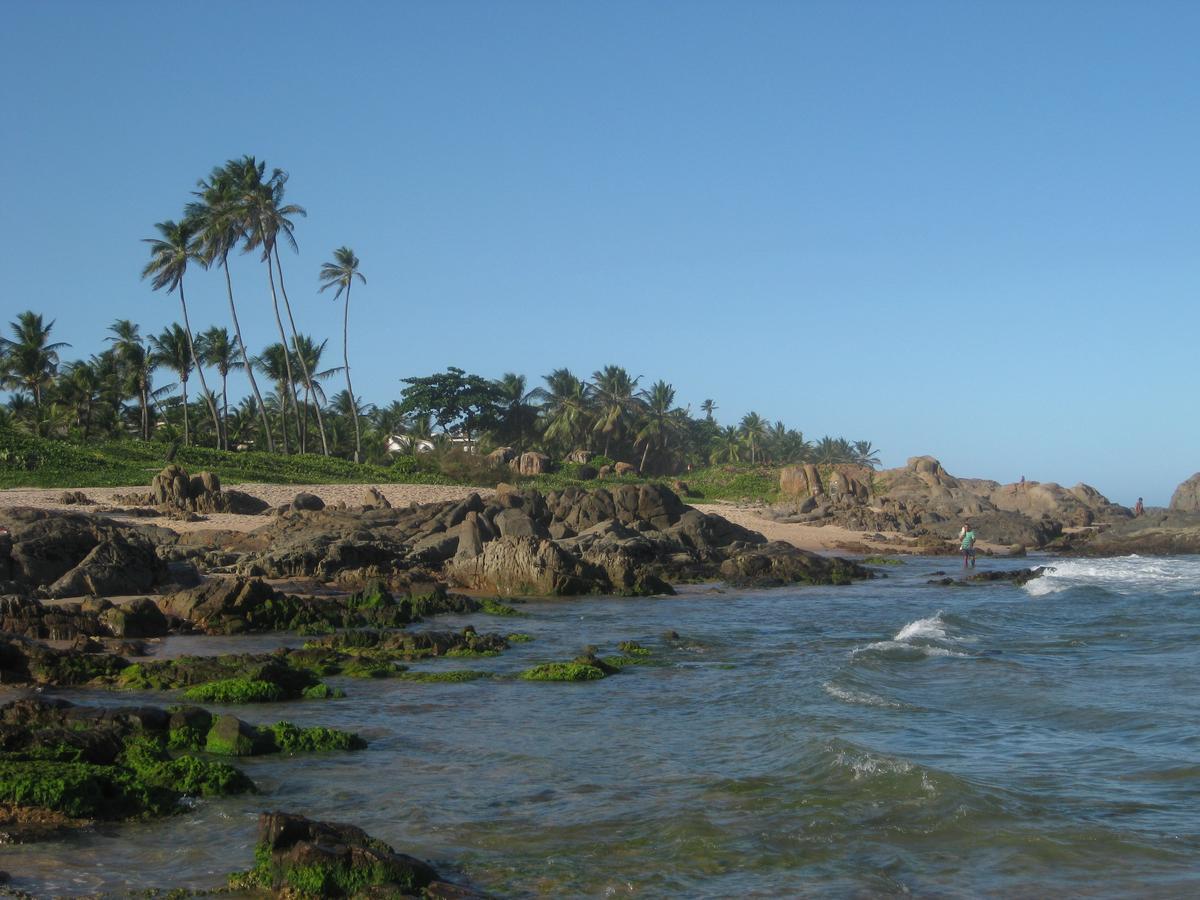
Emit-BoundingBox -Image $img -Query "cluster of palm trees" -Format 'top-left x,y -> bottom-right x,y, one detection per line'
472,365 -> 881,473
138,156 -> 364,458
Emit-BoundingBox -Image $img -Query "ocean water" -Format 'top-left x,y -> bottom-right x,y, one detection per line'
5,555 -> 1200,898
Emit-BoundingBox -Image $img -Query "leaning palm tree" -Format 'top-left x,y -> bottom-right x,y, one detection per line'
0,312 -> 70,437
230,156 -> 306,454
739,411 -> 768,464
148,324 -> 195,444
196,326 -> 242,449
188,166 -> 274,451
852,440 -> 881,469
590,365 -> 643,458
318,247 -> 366,462
141,218 -> 221,446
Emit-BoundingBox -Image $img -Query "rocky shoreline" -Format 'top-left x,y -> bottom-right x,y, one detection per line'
0,460 -> 1196,895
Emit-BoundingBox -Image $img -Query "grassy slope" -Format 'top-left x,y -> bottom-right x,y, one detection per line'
0,427 -> 781,502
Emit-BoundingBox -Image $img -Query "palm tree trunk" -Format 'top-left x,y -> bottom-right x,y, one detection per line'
221,372 -> 229,450
178,282 -> 222,448
264,254 -> 297,454
274,248 -> 330,456
181,376 -> 190,445
640,441 -> 650,473
222,257 -> 274,452
141,381 -> 149,441
343,287 -> 361,463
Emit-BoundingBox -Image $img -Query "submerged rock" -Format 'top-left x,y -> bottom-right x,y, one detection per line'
719,541 -> 870,588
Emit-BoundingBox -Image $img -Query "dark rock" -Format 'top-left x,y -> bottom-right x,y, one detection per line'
99,597 -> 168,638
719,541 -> 869,588
361,486 -> 392,509
291,492 -> 326,512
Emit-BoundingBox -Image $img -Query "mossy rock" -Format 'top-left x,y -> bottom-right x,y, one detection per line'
519,663 -> 606,682
396,670 -> 492,683
184,678 -> 285,704
267,722 -> 367,754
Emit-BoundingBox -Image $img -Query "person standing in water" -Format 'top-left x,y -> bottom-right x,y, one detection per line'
960,522 -> 977,568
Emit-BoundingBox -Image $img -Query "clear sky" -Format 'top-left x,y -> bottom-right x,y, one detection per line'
2,1 -> 1196,504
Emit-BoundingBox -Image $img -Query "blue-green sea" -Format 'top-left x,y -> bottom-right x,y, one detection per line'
5,555 -> 1199,897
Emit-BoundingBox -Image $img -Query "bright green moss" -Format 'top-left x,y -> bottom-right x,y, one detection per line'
506,632 -> 534,643
616,641 -> 651,656
267,722 -> 367,754
301,683 -> 345,700
479,597 -> 521,616
519,663 -> 606,682
397,670 -> 492,683
182,678 -> 284,704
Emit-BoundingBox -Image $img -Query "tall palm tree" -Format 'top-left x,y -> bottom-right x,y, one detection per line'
590,365 -> 642,458
635,380 -> 682,473
739,411 -> 768,464
105,320 -> 152,439
141,217 -> 221,446
0,312 -> 70,437
318,247 -> 366,462
230,156 -> 307,454
149,325 -> 195,443
58,359 -> 101,439
188,165 -> 274,451
537,368 -> 593,452
700,398 -> 717,422
852,440 -> 881,469
196,326 -> 242,450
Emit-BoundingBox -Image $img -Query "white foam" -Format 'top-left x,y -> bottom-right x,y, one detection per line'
1023,555 -> 1200,598
822,681 -> 906,709
894,615 -> 948,643
851,612 -> 969,659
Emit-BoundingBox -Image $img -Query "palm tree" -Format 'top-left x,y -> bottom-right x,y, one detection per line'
814,435 -> 855,465
590,365 -> 642,458
105,320 -> 153,439
188,165 -> 274,451
852,440 -> 881,469
289,333 -> 339,453
635,380 -> 682,473
739,411 -> 768,464
141,218 -> 221,446
0,312 -> 70,437
709,425 -> 742,464
254,342 -> 296,452
318,247 -> 366,462
149,325 -> 194,443
700,398 -> 717,422
538,368 -> 593,452
196,326 -> 242,449
494,372 -> 540,449
57,360 -> 102,439
229,156 -> 308,454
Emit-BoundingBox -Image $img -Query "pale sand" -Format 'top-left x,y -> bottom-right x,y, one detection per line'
0,483 -> 973,556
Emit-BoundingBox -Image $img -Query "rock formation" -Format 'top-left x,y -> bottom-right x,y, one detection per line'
1170,473 -> 1200,513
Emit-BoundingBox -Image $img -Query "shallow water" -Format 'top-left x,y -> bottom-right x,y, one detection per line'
5,555 -> 1200,897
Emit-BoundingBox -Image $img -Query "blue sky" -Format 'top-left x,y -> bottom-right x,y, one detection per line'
2,1 -> 1196,504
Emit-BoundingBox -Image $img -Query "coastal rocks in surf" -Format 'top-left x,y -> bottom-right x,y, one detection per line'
0,594 -> 164,641
1056,510 -> 1200,556
237,812 -> 444,897
719,541 -> 870,588
926,566 -> 1050,586
0,507 -> 172,598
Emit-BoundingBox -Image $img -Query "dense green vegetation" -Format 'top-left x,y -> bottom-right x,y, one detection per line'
0,153 -> 879,499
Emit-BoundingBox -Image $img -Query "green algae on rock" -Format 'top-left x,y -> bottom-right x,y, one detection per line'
520,662 -> 607,682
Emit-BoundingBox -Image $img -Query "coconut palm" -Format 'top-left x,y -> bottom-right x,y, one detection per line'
709,425 -> 742,464
188,165 -> 274,451
590,365 -> 642,458
196,326 -> 242,450
149,325 -> 195,443
739,411 -> 768,464
141,218 -> 221,446
0,312 -> 70,436
57,359 -> 106,439
537,368 -> 593,452
634,380 -> 682,473
700,398 -> 717,422
253,343 -> 297,452
494,372 -> 540,450
318,246 -> 366,462
852,440 -> 881,469
105,320 -> 153,439
814,435 -> 854,465
289,334 -> 339,453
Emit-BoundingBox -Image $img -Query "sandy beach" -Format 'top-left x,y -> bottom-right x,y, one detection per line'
0,481 -> 975,555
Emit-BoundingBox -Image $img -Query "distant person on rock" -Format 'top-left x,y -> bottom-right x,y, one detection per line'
960,522 -> 977,569
1134,497 -> 1145,517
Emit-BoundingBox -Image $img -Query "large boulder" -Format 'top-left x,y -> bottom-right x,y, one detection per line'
719,542 -> 870,588
130,465 -> 269,514
444,536 -> 606,596
47,533 -> 166,598
1170,473 -> 1200,512
510,452 -> 551,476
779,464 -> 823,497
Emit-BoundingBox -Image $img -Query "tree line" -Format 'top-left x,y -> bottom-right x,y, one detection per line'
0,155 -> 879,475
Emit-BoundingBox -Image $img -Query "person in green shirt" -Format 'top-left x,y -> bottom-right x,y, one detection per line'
959,522 -> 977,569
